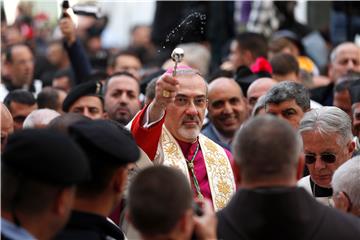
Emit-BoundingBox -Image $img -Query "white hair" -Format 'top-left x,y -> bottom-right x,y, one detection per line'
23,109 -> 60,129
329,42 -> 360,63
299,106 -> 353,146
332,156 -> 360,208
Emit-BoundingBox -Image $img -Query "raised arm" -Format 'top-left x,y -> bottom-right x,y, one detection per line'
59,16 -> 92,85
130,74 -> 179,160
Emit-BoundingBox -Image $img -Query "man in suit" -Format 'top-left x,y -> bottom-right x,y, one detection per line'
217,115 -> 360,240
263,81 -> 311,129
202,77 -> 248,151
311,42 -> 360,106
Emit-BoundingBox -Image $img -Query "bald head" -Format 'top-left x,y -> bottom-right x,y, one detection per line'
209,77 -> 243,95
1,103 -> 14,152
233,115 -> 302,186
247,78 -> 277,113
23,109 -> 61,129
208,77 -> 248,138
329,42 -> 360,83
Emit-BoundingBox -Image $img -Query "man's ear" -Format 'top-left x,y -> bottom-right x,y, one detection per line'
4,61 -> 12,75
53,187 -> 76,216
334,192 -> 351,213
112,166 -> 128,193
296,154 -> 305,181
178,209 -> 194,237
347,140 -> 356,157
327,64 -> 334,81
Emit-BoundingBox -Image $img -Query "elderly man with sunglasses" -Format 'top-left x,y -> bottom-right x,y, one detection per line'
130,66 -> 236,211
298,106 -> 355,206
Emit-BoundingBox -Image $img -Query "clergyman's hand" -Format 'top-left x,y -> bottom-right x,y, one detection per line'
148,74 -> 179,123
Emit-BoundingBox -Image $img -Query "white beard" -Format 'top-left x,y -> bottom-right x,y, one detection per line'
178,126 -> 201,142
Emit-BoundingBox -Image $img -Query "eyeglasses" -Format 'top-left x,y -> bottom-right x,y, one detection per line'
174,95 -> 207,108
305,153 -> 337,164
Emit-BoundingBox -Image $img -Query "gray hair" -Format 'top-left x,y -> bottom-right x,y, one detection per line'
232,115 -> 302,182
330,42 -> 360,63
299,106 -> 353,146
332,156 -> 360,209
251,95 -> 266,117
264,81 -> 310,111
23,109 -> 60,129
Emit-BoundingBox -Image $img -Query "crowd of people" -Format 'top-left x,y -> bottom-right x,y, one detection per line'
1,1 -> 360,240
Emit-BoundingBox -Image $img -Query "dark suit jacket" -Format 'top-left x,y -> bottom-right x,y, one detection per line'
64,39 -> 92,85
201,123 -> 231,151
217,187 -> 360,240
310,83 -> 334,106
55,210 -> 125,240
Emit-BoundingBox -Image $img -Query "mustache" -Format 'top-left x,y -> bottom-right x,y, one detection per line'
182,115 -> 200,123
218,113 -> 236,121
115,105 -> 130,112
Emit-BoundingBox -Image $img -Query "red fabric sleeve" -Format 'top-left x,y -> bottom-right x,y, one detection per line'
130,105 -> 166,160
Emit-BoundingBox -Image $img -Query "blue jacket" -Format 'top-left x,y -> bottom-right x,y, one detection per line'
201,123 -> 231,151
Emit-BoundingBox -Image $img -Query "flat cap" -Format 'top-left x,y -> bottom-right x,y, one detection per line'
62,80 -> 103,112
69,120 -> 140,165
2,129 -> 90,185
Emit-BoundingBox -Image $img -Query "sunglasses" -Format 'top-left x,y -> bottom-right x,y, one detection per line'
305,153 -> 337,164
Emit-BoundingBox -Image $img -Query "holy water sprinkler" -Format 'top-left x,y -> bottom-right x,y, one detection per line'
171,48 -> 184,77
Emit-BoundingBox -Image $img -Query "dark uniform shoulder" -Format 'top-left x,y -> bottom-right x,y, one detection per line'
55,211 -> 125,240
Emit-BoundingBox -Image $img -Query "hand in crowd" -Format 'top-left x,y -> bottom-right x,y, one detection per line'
148,74 -> 179,122
193,199 -> 217,240
59,15 -> 77,45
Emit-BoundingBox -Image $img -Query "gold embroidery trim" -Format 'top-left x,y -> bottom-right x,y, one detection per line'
199,135 -> 236,211
161,127 -> 235,211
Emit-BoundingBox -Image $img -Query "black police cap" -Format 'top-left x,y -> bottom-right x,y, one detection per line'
2,129 -> 91,185
62,80 -> 103,112
69,120 -> 140,165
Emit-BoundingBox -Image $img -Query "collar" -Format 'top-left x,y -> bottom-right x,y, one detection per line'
177,137 -> 199,157
1,217 -> 36,240
309,178 -> 333,197
4,80 -> 36,93
64,210 -> 125,239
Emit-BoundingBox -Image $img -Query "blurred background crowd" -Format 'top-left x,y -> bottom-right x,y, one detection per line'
1,1 -> 360,240
1,1 -> 359,89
